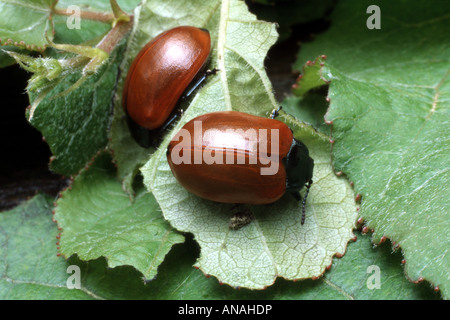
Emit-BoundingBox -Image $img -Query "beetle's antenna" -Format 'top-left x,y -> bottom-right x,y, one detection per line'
301,180 -> 313,225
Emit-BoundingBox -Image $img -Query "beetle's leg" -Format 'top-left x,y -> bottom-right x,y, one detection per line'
270,106 -> 283,119
156,68 -> 219,143
183,68 -> 220,99
131,108 -> 184,148
205,68 -> 219,76
301,180 -> 313,225
159,112 -> 179,132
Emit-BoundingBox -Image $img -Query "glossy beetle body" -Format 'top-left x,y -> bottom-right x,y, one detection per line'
167,111 -> 314,209
122,26 -> 211,130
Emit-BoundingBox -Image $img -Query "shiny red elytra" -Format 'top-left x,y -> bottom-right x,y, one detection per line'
167,111 -> 314,224
122,26 -> 212,145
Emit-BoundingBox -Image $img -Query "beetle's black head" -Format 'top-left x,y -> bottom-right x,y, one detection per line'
284,138 -> 314,193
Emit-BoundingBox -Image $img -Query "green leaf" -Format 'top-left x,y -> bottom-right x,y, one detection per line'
281,94 -> 330,135
0,193 -> 185,300
310,232 -> 439,300
108,100 -> 151,196
292,55 -> 329,96
52,17 -> 110,47
0,194 -> 93,299
139,0 -> 357,290
3,0 -> 140,176
0,0 -> 56,51
294,0 -> 450,298
28,44 -> 124,176
169,232 -> 439,299
94,232 -> 438,299
1,195 -> 438,299
53,152 -> 184,281
0,46 -> 30,68
282,55 -> 332,135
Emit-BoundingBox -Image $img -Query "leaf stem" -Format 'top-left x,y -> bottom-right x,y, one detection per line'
95,17 -> 134,54
53,8 -> 115,23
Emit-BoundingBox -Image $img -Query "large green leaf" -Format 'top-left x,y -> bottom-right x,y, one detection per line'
140,0 -> 357,290
0,0 -> 55,51
133,233 -> 439,299
0,194 -> 438,299
53,152 -> 184,281
0,194 -> 92,299
293,0 -> 450,298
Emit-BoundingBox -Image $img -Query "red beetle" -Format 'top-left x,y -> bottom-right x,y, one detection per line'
122,26 -> 212,145
167,111 -> 314,224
